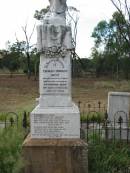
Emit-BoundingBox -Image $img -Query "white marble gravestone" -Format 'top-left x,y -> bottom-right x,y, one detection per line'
30,0 -> 80,139
107,92 -> 130,127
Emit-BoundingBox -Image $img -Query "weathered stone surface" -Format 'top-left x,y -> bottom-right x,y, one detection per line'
43,0 -> 67,26
107,92 -> 130,127
23,135 -> 88,173
37,25 -> 73,53
23,0 -> 86,172
31,0 -> 80,139
49,0 -> 67,16
39,55 -> 72,107
31,103 -> 80,139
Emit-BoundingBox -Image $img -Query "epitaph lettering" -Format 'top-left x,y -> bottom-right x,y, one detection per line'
31,112 -> 80,138
40,58 -> 70,95
30,0 -> 80,139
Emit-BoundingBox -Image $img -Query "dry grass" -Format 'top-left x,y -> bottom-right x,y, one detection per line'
0,75 -> 38,113
0,75 -> 130,113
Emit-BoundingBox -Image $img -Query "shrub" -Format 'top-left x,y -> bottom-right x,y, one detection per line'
88,135 -> 130,173
0,127 -> 24,173
0,113 -> 6,121
81,112 -> 105,123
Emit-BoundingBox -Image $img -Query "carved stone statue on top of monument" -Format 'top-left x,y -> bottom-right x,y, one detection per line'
49,0 -> 67,17
43,0 -> 67,25
43,0 -> 66,25
37,0 -> 73,57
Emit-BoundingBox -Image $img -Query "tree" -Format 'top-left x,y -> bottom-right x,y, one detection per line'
110,0 -> 130,50
34,6 -> 50,20
7,41 -> 26,71
0,50 -> 7,69
92,20 -> 110,48
10,22 -> 36,79
66,6 -> 80,49
21,23 -> 36,79
4,40 -> 40,78
91,48 -> 104,77
29,48 -> 40,80
91,14 -> 128,56
91,11 -> 130,79
121,56 -> 130,79
2,51 -> 20,77
14,21 -> 36,79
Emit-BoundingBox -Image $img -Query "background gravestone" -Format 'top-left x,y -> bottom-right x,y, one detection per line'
107,92 -> 130,140
107,92 -> 130,127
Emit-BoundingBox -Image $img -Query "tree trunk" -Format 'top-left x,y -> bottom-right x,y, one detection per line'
116,63 -> 119,81
34,62 -> 37,81
27,52 -> 31,79
10,71 -> 13,78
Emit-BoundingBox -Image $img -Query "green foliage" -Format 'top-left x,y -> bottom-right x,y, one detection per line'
34,6 -> 50,20
29,52 -> 40,75
91,11 -> 130,79
0,41 -> 40,78
0,50 -> 8,69
81,112 -> 104,123
8,41 -> 26,54
2,52 -> 20,75
0,113 -> 6,121
121,57 -> 130,79
34,5 -> 79,21
0,127 -> 24,173
92,12 -> 129,55
91,49 -> 105,77
88,137 -> 130,173
1,42 -> 26,76
92,20 -> 110,47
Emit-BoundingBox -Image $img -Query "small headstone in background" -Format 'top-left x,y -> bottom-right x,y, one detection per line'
107,92 -> 130,127
107,92 -> 130,140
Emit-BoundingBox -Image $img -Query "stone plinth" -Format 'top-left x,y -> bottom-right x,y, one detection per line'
31,103 -> 80,139
23,135 -> 88,173
107,92 -> 130,127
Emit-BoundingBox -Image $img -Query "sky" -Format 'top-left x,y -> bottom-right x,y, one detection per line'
0,0 -> 116,58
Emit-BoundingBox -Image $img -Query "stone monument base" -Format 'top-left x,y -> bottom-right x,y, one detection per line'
22,135 -> 88,173
30,103 -> 80,139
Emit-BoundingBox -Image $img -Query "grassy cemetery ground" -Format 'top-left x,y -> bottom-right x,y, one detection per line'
1,75 -> 130,173
0,75 -> 130,113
